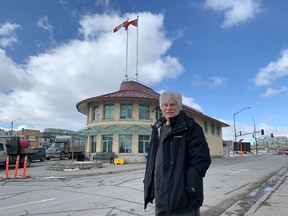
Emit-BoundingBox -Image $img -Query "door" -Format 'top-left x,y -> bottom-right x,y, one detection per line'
0,143 -> 7,163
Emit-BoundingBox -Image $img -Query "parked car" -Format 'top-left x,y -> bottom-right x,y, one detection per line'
278,148 -> 288,155
31,147 -> 46,162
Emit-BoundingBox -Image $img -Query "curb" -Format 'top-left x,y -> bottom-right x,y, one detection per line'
244,168 -> 288,216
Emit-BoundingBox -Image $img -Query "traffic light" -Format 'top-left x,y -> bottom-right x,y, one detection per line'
261,129 -> 264,135
271,133 -> 274,138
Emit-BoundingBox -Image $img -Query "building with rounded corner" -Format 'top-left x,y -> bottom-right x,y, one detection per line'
76,80 -> 229,163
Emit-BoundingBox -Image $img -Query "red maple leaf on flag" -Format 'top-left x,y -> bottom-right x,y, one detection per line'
125,19 -> 138,30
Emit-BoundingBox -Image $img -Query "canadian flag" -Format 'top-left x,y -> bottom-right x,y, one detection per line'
125,19 -> 138,30
113,21 -> 128,33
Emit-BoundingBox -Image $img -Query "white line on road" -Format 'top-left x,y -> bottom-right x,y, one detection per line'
213,169 -> 249,174
0,198 -> 56,210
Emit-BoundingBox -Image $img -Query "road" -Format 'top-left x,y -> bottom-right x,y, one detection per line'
0,154 -> 287,216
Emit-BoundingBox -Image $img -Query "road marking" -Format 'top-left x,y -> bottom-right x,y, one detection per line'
215,169 -> 249,174
0,198 -> 56,210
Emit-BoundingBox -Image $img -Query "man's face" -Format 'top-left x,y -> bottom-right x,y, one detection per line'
161,100 -> 180,120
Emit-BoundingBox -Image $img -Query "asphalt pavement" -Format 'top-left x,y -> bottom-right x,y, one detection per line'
1,160 -> 288,215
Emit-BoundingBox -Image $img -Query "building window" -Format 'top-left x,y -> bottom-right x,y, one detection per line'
102,135 -> 113,152
139,104 -> 150,120
92,105 -> 99,121
216,126 -> 220,136
204,121 -> 208,133
104,104 -> 114,120
119,134 -> 132,153
90,135 -> 97,152
156,106 -> 162,120
120,104 -> 133,119
138,135 -> 150,153
211,124 -> 215,135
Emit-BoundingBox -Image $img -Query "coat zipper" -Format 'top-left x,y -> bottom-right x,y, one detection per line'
168,126 -> 187,166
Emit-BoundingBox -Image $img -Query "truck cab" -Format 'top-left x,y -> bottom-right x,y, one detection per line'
46,141 -> 69,160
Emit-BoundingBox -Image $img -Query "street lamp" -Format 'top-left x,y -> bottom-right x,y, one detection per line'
233,107 -> 250,155
11,118 -> 22,137
252,117 -> 258,155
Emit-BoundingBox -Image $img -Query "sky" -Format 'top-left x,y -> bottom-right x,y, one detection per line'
0,0 -> 288,144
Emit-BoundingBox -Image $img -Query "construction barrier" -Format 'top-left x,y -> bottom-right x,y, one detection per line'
14,155 -> 20,178
5,155 -> 28,179
5,155 -> 9,178
22,155 -> 28,178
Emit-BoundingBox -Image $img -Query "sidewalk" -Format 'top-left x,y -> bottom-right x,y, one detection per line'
245,172 -> 288,216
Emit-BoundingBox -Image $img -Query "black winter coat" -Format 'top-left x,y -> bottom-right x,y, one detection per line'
144,111 -> 211,215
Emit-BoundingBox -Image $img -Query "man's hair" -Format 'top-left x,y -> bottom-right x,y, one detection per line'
159,91 -> 182,110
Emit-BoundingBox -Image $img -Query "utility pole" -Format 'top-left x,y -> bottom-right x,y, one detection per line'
252,117 -> 258,154
11,118 -> 22,138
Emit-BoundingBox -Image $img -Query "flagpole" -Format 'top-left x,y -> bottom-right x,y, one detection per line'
125,18 -> 129,80
136,16 -> 139,81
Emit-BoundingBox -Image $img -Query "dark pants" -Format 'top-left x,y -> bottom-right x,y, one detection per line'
155,205 -> 201,216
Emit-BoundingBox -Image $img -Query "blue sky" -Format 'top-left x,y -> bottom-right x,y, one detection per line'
0,0 -> 288,143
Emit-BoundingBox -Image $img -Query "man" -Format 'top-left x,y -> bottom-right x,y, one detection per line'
144,91 -> 211,216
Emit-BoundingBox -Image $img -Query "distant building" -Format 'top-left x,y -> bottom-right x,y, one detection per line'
257,136 -> 288,148
0,128 -> 40,147
22,128 -> 41,147
76,80 -> 229,163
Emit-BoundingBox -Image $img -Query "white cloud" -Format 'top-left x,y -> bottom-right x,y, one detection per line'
0,12 -> 184,131
260,86 -> 288,97
37,16 -> 54,33
182,96 -> 203,113
0,22 -> 21,47
254,49 -> 288,97
255,49 -> 288,86
37,16 -> 54,42
204,0 -> 261,28
191,74 -> 226,89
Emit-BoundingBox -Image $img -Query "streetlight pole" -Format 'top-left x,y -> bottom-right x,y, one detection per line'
252,117 -> 258,155
11,118 -> 22,138
233,107 -> 250,156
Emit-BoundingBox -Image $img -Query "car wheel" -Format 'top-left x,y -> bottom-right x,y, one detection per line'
25,157 -> 31,167
60,152 -> 66,160
40,155 -> 46,162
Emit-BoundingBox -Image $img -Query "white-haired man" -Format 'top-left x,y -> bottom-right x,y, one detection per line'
144,91 -> 211,216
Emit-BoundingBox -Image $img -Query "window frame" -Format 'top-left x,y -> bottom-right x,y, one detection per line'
120,103 -> 133,119
104,104 -> 114,120
139,104 -> 150,120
